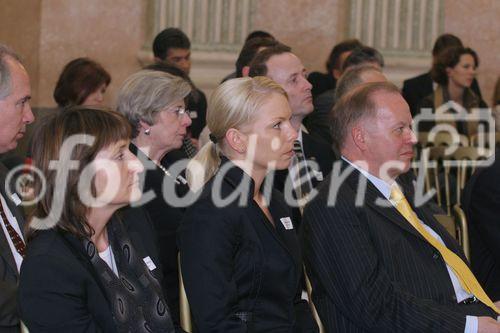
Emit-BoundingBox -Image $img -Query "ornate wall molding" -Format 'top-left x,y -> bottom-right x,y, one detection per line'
146,0 -> 254,52
348,0 -> 444,59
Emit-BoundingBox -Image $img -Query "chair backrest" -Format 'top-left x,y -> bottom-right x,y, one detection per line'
304,267 -> 325,333
453,204 -> 470,261
419,146 -> 492,215
178,255 -> 192,332
469,132 -> 500,148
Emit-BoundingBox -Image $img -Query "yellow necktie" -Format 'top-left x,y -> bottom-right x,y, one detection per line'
390,185 -> 499,314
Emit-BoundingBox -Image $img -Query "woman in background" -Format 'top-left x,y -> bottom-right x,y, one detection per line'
180,77 -> 318,332
53,57 -> 111,107
418,46 -> 488,135
18,107 -> 175,332
116,70 -> 192,328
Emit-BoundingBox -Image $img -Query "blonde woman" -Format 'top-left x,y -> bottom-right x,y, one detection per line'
180,77 -> 318,332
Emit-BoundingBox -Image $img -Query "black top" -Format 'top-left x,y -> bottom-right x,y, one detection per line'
402,71 -> 482,117
18,207 -> 169,333
307,71 -> 336,98
179,157 -> 317,332
130,143 -> 192,328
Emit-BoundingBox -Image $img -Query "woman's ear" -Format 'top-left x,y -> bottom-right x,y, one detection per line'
138,120 -> 151,135
225,128 -> 248,154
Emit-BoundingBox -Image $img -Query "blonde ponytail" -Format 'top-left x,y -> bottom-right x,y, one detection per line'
186,76 -> 286,192
186,141 -> 221,192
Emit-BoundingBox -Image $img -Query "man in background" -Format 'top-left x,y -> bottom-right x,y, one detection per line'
0,43 -> 34,333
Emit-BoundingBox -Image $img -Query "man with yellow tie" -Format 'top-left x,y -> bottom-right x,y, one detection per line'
302,82 -> 500,332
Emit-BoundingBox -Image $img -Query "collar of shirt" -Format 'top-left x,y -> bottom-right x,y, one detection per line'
341,156 -> 396,199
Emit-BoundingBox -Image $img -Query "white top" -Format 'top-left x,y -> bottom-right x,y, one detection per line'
342,157 -> 479,333
98,245 -> 119,277
0,194 -> 24,272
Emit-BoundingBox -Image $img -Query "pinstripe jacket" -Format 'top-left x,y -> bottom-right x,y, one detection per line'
301,160 -> 496,332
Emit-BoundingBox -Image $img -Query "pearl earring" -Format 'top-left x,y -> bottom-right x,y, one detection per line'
144,128 -> 151,136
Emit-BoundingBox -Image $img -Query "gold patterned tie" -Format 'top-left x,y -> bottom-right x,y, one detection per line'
390,185 -> 499,314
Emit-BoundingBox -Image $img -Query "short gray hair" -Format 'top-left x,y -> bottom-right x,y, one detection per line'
0,44 -> 22,100
334,64 -> 383,101
117,69 -> 192,137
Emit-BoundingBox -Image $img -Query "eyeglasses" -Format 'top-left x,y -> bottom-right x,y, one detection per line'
171,106 -> 191,118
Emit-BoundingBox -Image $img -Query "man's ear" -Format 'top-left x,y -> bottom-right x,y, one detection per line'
241,66 -> 250,77
154,56 -> 164,63
225,128 -> 247,154
351,124 -> 368,151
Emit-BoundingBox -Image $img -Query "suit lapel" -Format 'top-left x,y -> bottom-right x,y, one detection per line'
343,162 -> 427,242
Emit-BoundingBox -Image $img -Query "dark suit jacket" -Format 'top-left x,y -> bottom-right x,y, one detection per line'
18,207 -> 164,333
307,72 -> 336,98
179,158 -> 317,332
462,150 -> 500,301
304,89 -> 336,145
273,131 -> 335,229
302,160 -> 497,332
130,144 -> 191,327
0,162 -> 25,333
187,88 -> 207,139
402,71 -> 482,117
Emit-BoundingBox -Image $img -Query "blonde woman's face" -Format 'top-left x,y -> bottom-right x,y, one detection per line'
245,93 -> 297,172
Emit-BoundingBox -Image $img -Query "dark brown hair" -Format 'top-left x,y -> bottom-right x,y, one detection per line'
431,46 -> 479,85
53,58 -> 111,107
28,107 -> 131,239
248,43 -> 292,77
325,39 -> 363,73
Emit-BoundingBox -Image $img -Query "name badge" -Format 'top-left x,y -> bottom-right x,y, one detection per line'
280,217 -> 294,230
143,256 -> 157,271
190,111 -> 198,119
177,175 -> 188,185
313,170 -> 324,181
11,193 -> 22,206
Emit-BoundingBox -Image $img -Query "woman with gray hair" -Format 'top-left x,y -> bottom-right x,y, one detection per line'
117,69 -> 192,329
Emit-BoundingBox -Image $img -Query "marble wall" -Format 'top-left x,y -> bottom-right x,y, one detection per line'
0,0 -> 498,107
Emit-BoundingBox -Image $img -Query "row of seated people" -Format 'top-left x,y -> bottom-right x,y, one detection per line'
1,27 -> 500,333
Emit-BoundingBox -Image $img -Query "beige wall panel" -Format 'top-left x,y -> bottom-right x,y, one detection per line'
0,0 -> 42,105
444,0 -> 500,105
37,0 -> 147,107
252,0 -> 348,75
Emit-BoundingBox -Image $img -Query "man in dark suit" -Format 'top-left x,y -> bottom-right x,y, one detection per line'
462,150 -> 500,302
402,33 -> 482,117
302,81 -> 500,332
0,44 -> 34,332
248,44 -> 335,225
152,27 -> 207,140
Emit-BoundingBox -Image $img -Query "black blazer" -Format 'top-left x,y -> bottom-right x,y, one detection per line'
303,90 -> 336,146
462,151 -> 500,301
0,162 -> 26,333
402,71 -> 482,117
302,160 -> 497,332
18,207 -> 164,333
273,131 -> 336,229
179,158 -> 317,332
130,143 -> 191,327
